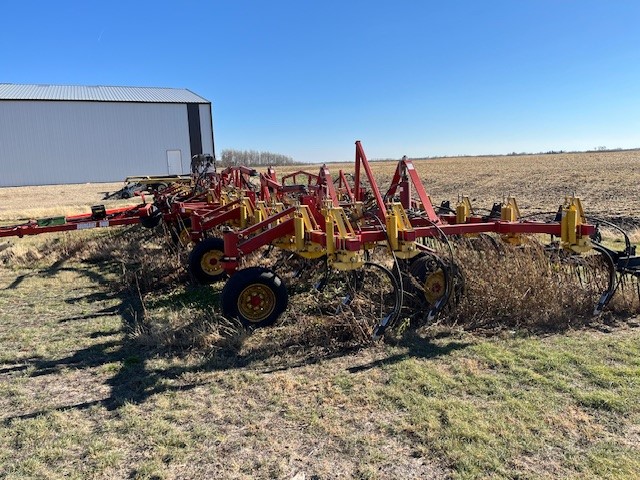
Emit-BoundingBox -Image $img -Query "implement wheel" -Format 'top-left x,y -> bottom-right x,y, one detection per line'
408,253 -> 465,319
189,238 -> 227,284
140,205 -> 162,229
221,267 -> 288,329
409,254 -> 447,305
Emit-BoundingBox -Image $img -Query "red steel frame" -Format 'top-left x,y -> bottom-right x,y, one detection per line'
1,141 -> 596,277
219,140 -> 596,274
0,205 -> 148,238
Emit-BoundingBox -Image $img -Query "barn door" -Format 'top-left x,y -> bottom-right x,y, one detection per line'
166,150 -> 183,175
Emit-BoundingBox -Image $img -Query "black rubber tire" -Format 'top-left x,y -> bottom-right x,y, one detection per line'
408,254 -> 447,305
189,237 -> 228,284
408,254 -> 465,311
140,205 -> 162,229
403,251 -> 428,268
221,267 -> 288,329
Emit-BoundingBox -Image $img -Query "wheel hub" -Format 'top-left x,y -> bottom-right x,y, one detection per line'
238,284 -> 276,322
423,269 -> 445,304
200,250 -> 223,276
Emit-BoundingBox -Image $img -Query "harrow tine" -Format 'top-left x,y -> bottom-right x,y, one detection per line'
620,274 -> 629,291
592,246 -> 618,315
372,313 -> 395,340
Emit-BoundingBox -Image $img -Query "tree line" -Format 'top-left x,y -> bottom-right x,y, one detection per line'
219,149 -> 297,167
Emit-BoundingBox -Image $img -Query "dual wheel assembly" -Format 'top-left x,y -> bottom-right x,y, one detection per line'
188,237 -> 465,335
188,239 -> 288,329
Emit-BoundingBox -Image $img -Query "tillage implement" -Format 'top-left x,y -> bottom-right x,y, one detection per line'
2,142 -> 638,338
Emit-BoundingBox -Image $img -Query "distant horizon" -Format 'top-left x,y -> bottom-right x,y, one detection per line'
221,145 -> 640,166
293,141 -> 640,164
383,145 -> 640,162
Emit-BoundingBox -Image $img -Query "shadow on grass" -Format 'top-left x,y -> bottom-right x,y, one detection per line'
4,258 -> 121,291
346,331 -> 471,374
1,248 -> 471,424
1,252 -> 207,424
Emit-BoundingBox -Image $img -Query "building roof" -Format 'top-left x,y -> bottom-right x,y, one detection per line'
0,83 -> 209,104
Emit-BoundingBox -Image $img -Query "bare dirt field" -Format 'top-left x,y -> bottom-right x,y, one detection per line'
0,182 -> 134,222
1,150 -> 639,479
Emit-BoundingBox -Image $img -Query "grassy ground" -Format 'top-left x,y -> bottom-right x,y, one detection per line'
0,228 -> 639,479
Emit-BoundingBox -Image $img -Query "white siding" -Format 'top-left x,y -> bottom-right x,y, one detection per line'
0,101 -> 192,186
199,103 -> 214,156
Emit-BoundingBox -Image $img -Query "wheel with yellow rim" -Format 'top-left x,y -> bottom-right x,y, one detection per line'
189,237 -> 228,284
408,253 -> 465,318
221,267 -> 288,329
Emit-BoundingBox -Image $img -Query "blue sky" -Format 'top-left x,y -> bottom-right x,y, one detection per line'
1,1 -> 639,162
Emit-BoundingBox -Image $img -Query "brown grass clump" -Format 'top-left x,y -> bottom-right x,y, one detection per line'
130,302 -> 247,353
439,239 -> 639,331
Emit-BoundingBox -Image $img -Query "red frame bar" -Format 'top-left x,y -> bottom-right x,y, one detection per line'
354,140 -> 387,222
0,204 -> 147,238
386,157 -> 440,223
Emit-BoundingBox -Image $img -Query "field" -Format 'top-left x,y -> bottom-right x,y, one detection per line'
1,150 -> 640,479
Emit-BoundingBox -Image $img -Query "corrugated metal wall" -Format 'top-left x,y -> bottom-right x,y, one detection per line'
0,101 -> 204,186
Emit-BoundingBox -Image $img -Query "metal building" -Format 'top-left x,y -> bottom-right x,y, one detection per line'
0,84 -> 214,187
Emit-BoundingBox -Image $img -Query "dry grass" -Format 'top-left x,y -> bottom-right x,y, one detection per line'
0,226 -> 250,354
446,240 -> 639,330
1,236 -> 639,478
